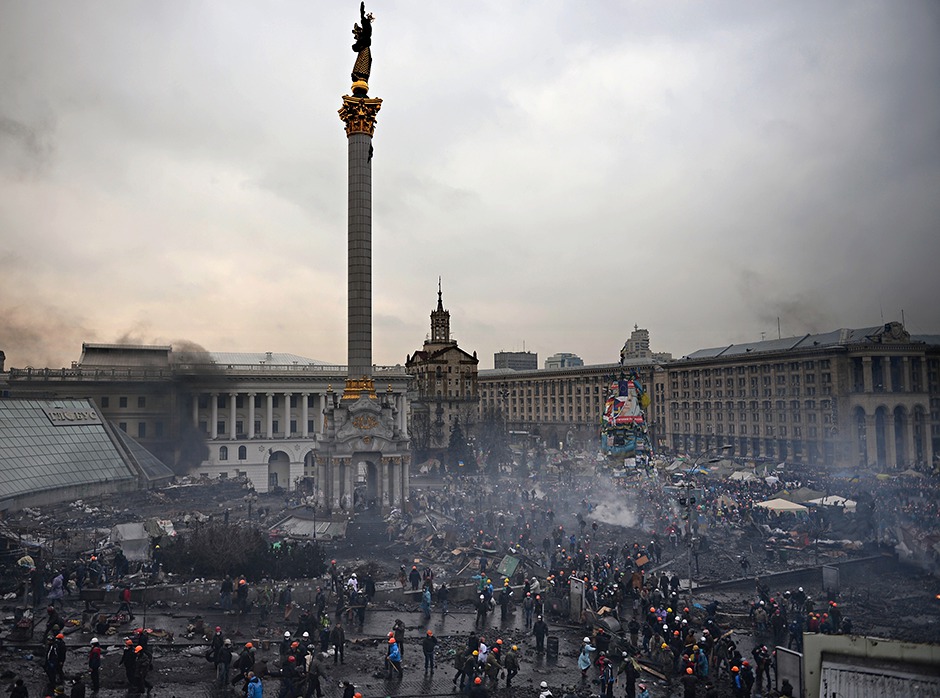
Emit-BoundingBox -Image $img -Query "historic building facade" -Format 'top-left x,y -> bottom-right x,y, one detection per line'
478,359 -> 660,449
406,285 -> 479,453
653,323 -> 940,470
3,343 -> 410,500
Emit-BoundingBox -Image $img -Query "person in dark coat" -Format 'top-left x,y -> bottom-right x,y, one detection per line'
9,679 -> 28,698
52,633 -> 67,684
69,675 -> 85,698
533,616 -> 549,653
231,643 -> 255,686
330,623 -> 346,665
422,630 -> 438,675
119,639 -> 136,684
133,645 -> 153,694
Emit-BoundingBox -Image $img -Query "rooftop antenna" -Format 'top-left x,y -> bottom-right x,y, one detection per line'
777,316 -> 781,340
901,308 -> 905,326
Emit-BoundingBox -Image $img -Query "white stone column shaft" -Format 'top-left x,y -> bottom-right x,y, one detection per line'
302,393 -> 309,438
266,393 -> 274,438
284,392 -> 291,437
229,392 -> 237,439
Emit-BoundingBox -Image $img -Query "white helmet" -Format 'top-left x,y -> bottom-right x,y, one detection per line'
302,632 -> 309,638
90,638 -> 99,645
583,637 -> 590,643
798,587 -> 804,592
284,631 -> 291,638
540,681 -> 548,688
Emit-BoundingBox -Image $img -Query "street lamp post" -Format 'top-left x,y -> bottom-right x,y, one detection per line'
680,444 -> 732,602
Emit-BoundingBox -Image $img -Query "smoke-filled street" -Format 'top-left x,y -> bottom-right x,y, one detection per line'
2,455 -> 937,698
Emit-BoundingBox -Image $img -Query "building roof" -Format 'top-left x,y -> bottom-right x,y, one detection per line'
79,344 -> 172,368
203,352 -> 334,367
110,426 -> 176,481
0,398 -> 172,509
684,325 -> 936,361
479,358 -> 658,379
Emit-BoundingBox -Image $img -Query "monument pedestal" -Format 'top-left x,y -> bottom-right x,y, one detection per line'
316,390 -> 410,514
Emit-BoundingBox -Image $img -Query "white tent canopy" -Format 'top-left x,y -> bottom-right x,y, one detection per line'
755,498 -> 809,514
729,470 -> 759,482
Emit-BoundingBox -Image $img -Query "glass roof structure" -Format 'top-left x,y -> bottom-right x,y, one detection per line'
0,398 -> 172,509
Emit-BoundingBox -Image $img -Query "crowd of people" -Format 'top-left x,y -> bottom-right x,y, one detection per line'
4,451 -> 937,698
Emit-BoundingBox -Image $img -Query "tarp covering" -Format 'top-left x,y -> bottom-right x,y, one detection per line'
729,471 -> 759,482
781,487 -> 825,503
110,523 -> 151,561
754,498 -> 808,513
806,496 -> 857,512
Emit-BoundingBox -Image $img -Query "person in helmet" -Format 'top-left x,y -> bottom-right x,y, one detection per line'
578,637 -> 596,679
503,645 -> 520,688
87,638 -> 102,692
386,637 -> 403,678
533,615 -> 549,653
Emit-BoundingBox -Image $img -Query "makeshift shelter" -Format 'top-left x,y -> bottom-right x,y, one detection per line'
781,487 -> 825,503
806,496 -> 857,513
110,523 -> 151,561
755,498 -> 808,514
729,471 -> 759,482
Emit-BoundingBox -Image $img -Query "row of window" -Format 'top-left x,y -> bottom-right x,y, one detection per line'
117,421 -> 164,438
672,424 -> 824,438
101,396 -> 147,409
218,445 -> 248,461
198,419 -> 317,436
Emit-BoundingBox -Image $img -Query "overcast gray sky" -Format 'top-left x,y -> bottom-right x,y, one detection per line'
2,1 -> 939,370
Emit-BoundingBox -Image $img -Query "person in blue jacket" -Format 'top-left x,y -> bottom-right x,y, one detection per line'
386,638 -> 403,678
246,672 -> 262,698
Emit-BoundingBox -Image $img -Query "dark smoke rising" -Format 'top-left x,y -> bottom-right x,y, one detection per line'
737,269 -> 835,336
169,339 -> 217,475
0,303 -> 93,368
0,113 -> 55,177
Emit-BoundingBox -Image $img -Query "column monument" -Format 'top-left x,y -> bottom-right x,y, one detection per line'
318,3 -> 410,513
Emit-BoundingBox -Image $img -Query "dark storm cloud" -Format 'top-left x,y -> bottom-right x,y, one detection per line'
0,1 -> 938,368
0,114 -> 55,176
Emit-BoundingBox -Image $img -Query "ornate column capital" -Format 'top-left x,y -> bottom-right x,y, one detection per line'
339,95 -> 383,136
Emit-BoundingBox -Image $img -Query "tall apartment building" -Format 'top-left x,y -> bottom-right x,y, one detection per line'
545,352 -> 584,369
494,351 -> 538,371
